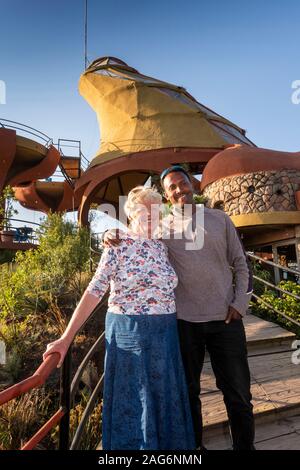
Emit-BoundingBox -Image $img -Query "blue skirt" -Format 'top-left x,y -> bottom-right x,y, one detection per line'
102,312 -> 195,450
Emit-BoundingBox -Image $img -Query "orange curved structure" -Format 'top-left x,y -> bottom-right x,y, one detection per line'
0,128 -> 59,190
75,147 -> 219,225
14,181 -> 81,213
0,128 -> 16,190
201,144 -> 300,190
201,144 -> 300,246
75,57 -> 255,225
0,125 -> 80,214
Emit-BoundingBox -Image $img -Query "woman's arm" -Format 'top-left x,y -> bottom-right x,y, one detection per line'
43,292 -> 100,367
43,247 -> 118,367
61,291 -> 100,345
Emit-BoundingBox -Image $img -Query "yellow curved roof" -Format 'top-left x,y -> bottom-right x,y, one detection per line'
79,57 -> 254,168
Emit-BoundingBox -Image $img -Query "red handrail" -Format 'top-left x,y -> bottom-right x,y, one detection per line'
0,352 -> 60,406
21,407 -> 65,450
0,353 -> 63,450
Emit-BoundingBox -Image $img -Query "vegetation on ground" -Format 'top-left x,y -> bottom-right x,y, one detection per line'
0,213 -> 105,450
251,262 -> 300,337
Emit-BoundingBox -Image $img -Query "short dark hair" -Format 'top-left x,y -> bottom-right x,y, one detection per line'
160,165 -> 191,184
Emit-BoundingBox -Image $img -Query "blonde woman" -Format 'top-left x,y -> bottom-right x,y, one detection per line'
43,186 -> 195,451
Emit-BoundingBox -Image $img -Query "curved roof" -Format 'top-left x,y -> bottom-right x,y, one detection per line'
0,127 -> 60,190
0,126 -> 81,214
15,135 -> 47,162
14,181 -> 81,213
79,57 -> 255,168
201,144 -> 300,190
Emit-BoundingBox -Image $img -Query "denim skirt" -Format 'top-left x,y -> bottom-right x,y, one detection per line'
102,311 -> 195,450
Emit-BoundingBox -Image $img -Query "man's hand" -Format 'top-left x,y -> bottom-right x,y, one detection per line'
103,229 -> 122,248
225,306 -> 242,324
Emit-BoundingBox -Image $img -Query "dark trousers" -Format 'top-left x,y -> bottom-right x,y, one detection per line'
177,318 -> 255,450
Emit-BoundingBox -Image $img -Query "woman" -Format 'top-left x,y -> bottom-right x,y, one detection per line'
43,186 -> 195,450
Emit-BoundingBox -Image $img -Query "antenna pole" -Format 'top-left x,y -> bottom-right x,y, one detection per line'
84,0 -> 88,69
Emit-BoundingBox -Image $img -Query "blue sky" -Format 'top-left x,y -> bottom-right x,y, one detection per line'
1,0 -> 300,228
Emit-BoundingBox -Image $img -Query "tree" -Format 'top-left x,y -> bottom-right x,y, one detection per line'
0,186 -> 18,231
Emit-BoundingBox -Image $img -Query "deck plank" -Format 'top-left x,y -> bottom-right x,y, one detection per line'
204,414 -> 300,450
201,313 -> 300,438
244,313 -> 295,345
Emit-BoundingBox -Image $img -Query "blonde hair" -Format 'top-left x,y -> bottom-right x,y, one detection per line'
124,186 -> 162,220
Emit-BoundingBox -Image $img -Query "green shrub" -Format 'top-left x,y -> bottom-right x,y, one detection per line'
251,280 -> 300,336
252,261 -> 273,297
0,213 -> 93,381
0,212 -> 105,449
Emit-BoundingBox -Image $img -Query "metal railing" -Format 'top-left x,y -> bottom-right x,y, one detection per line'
0,218 -> 41,245
251,292 -> 300,328
58,139 -> 89,171
0,295 -> 107,450
0,118 -> 90,187
55,139 -> 90,188
0,118 -> 53,147
90,232 -> 103,252
247,252 -> 300,329
248,252 -> 300,278
89,232 -> 104,273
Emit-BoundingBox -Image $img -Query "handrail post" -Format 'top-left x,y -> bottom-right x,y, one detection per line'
59,347 -> 72,450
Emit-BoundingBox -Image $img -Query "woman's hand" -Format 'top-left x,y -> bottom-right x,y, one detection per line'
43,337 -> 71,368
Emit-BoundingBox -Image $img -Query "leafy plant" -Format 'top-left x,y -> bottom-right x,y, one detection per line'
193,194 -> 208,205
252,261 -> 273,296
0,213 -> 93,379
0,212 -> 105,449
251,280 -> 300,336
0,186 -> 18,230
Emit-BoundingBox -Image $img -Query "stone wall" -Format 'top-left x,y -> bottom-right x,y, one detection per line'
203,170 -> 300,216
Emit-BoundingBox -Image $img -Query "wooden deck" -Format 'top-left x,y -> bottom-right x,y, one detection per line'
97,313 -> 299,450
202,312 -> 300,450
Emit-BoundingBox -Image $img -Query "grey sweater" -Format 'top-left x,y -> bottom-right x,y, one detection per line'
162,206 -> 251,322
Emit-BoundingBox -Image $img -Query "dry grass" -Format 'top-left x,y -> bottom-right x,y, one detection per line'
51,393 -> 103,450
0,388 -> 55,450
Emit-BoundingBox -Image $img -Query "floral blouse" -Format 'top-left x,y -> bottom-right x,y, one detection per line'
87,232 -> 178,315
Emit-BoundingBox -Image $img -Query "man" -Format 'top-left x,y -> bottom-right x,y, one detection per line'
104,165 -> 255,450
